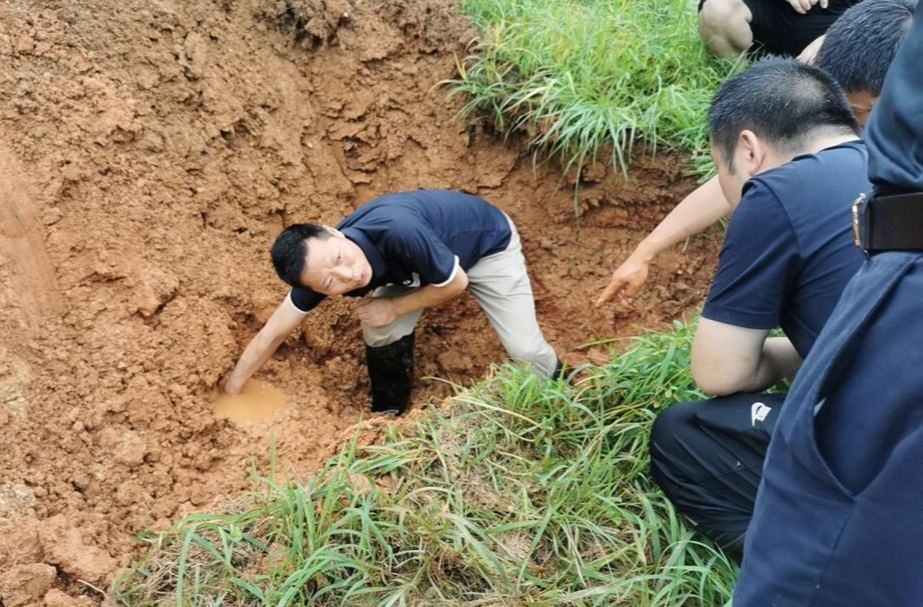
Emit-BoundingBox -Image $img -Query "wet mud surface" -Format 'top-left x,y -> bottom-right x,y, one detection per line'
0,0 -> 720,602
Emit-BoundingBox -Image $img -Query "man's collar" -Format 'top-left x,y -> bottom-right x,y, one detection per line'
342,227 -> 386,282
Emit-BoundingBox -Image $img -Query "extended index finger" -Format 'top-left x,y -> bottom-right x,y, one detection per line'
595,281 -> 622,308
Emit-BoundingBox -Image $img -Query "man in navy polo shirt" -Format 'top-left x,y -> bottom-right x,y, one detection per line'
734,10 -> 923,605
223,189 -> 560,415
648,58 -> 868,554
597,0 -> 917,312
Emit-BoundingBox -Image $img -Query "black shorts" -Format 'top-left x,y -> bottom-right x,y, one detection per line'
699,0 -> 860,56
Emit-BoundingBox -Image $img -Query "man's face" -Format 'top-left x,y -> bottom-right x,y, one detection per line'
299,229 -> 373,296
846,89 -> 877,129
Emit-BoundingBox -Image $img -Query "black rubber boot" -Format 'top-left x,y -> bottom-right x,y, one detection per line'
365,333 -> 414,415
552,359 -> 566,381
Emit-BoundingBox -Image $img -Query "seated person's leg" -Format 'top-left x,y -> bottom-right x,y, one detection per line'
767,0 -> 856,57
700,0 -> 851,58
698,0 -> 755,57
649,392 -> 787,553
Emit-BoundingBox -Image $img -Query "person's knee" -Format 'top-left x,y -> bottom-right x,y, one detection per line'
363,332 -> 396,348
651,401 -> 699,454
650,399 -> 722,490
362,328 -> 411,348
698,0 -> 753,56
698,0 -> 746,31
506,343 -> 558,376
361,312 -> 419,347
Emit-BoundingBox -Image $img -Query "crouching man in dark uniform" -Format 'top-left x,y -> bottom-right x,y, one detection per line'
223,189 -> 561,415
648,58 -> 869,554
734,10 -> 923,606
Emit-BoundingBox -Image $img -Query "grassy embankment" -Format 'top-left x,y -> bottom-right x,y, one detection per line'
114,0 -> 740,605
451,0 -> 736,177
115,323 -> 736,606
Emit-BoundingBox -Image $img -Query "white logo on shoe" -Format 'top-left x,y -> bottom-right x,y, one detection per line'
751,402 -> 772,427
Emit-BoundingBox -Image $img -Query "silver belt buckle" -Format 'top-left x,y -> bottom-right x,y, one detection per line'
852,193 -> 867,252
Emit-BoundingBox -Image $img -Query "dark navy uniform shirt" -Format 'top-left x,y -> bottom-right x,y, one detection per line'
734,12 -> 923,607
702,141 -> 868,358
289,189 -> 511,313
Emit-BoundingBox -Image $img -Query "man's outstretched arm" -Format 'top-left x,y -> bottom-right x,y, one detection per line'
223,299 -> 307,393
691,318 -> 801,396
596,176 -> 730,307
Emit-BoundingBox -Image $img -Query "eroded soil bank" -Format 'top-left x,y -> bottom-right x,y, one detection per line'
0,0 -> 719,603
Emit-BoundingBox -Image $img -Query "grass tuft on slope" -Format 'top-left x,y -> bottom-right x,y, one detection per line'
449,0 -> 738,177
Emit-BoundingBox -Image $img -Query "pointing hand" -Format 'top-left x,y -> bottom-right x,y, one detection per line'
596,255 -> 650,308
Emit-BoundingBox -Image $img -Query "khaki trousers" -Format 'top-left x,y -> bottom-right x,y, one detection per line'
361,218 -> 558,376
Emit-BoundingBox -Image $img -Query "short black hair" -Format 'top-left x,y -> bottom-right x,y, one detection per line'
708,57 -> 859,167
270,223 -> 331,287
816,0 -> 916,96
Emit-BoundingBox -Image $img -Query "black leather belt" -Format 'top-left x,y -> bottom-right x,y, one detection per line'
853,191 -> 923,252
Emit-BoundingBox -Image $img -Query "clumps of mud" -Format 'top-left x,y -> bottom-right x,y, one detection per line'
256,0 -> 353,49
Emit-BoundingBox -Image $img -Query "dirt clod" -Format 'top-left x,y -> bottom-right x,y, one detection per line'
0,564 -> 55,607
38,516 -> 117,584
0,519 -> 44,569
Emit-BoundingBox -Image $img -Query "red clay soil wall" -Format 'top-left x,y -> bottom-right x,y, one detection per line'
0,0 -> 719,603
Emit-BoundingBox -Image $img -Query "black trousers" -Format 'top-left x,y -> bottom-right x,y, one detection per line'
649,392 -> 787,553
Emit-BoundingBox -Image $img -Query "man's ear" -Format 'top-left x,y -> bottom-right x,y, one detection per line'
737,130 -> 768,177
323,225 -> 345,239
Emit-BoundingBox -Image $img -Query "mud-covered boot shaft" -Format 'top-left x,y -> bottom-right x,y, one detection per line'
365,332 -> 415,415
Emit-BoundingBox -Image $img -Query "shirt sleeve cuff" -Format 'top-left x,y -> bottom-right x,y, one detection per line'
432,256 -> 460,288
285,291 -> 311,314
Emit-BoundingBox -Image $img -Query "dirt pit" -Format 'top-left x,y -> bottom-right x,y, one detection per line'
0,0 -> 720,603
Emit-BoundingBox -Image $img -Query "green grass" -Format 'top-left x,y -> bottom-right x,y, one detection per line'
448,0 -> 739,178
113,318 -> 737,606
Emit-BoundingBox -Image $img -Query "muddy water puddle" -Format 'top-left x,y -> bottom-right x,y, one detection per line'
214,379 -> 287,423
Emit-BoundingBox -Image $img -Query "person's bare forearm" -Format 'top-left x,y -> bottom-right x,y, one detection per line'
224,330 -> 287,393
224,300 -> 307,393
392,270 -> 469,316
597,177 -> 731,307
749,337 -> 802,392
634,176 -> 730,261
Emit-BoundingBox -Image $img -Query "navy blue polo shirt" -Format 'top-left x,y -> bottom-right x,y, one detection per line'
288,189 -> 511,313
701,141 -> 868,358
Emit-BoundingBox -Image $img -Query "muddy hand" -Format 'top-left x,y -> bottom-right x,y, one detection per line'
595,256 -> 650,308
221,372 -> 244,395
356,296 -> 398,328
